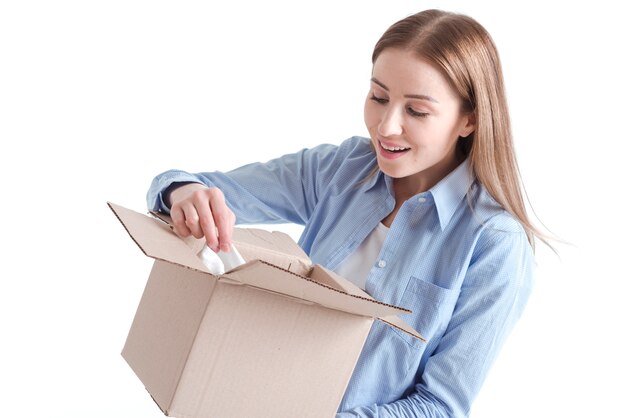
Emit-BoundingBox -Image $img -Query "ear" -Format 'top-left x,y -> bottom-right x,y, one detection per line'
459,112 -> 476,138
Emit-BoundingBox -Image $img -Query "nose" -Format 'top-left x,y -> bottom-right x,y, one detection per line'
377,106 -> 403,137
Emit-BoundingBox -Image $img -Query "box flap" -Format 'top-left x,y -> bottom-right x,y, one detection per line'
149,210 -> 312,276
108,202 -> 209,272
231,228 -> 312,276
231,228 -> 309,260
223,260 -> 410,318
309,265 -> 425,341
309,264 -> 374,296
378,315 -> 426,342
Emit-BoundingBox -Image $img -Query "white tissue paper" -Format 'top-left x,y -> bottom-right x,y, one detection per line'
197,244 -> 246,275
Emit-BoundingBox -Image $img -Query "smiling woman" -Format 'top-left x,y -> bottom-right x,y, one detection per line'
365,50 -> 476,225
147,9 -> 543,418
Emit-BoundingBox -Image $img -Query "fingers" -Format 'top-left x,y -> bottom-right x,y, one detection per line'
169,185 -> 235,253
170,204 -> 192,237
209,191 -> 236,252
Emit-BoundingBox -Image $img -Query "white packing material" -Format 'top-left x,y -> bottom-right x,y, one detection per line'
197,244 -> 246,274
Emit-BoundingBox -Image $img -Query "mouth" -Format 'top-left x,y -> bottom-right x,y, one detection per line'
378,140 -> 411,155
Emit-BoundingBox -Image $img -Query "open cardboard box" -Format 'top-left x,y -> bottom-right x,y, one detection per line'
108,202 -> 424,418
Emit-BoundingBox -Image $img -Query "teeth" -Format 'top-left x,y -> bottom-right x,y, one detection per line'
381,143 -> 410,151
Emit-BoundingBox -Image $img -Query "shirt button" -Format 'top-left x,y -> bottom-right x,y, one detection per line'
418,197 -> 427,203
377,260 -> 386,268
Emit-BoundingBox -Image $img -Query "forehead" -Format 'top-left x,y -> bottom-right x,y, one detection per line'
372,48 -> 458,102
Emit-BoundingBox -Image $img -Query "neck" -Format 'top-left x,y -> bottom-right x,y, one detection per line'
393,154 -> 463,201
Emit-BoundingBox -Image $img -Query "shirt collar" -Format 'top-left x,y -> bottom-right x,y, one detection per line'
363,159 -> 475,230
362,168 -> 385,192
429,159 -> 475,230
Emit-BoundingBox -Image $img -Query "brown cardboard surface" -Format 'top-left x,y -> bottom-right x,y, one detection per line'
309,264 -> 375,297
169,282 -> 372,418
110,202 -> 425,418
231,239 -> 311,276
232,227 -> 309,260
149,210 -> 309,262
122,260 -> 217,412
379,315 -> 426,342
108,202 -> 209,273
311,266 -> 425,341
149,209 -> 312,275
224,260 -> 410,318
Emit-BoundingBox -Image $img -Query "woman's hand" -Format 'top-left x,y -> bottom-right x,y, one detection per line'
166,183 -> 236,252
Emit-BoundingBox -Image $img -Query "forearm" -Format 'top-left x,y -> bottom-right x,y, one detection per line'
337,390 -> 452,418
147,140 -> 357,225
147,154 -> 317,225
146,167 -> 301,224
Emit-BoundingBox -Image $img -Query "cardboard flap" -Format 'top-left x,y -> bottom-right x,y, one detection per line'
108,202 -> 210,272
310,265 -> 424,341
149,211 -> 312,276
309,265 -> 373,297
223,260 -> 410,318
231,228 -> 312,276
379,316 -> 426,342
232,228 -> 309,260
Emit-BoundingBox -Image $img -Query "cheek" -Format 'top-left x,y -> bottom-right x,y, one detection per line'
410,118 -> 457,145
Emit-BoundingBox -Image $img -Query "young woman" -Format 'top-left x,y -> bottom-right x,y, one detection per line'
147,9 -> 541,417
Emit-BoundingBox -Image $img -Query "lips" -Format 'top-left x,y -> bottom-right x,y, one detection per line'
379,140 -> 411,154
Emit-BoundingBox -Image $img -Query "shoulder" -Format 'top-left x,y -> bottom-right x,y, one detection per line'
467,184 -> 532,259
342,135 -> 374,152
302,136 -> 372,159
305,136 -> 376,176
455,186 -> 536,296
469,184 -> 526,234
315,136 -> 373,158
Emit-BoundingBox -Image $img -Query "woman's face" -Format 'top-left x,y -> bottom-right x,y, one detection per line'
364,48 -> 474,192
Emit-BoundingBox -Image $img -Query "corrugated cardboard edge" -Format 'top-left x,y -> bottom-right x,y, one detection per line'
122,260 -> 220,414
149,210 -> 174,229
149,210 -> 313,276
379,317 -> 426,342
117,203 -> 424,338
147,206 -> 414,320
149,393 -> 169,416
108,202 -> 208,275
311,265 -> 426,342
110,203 -> 220,412
109,202 -> 151,257
229,259 -> 414,316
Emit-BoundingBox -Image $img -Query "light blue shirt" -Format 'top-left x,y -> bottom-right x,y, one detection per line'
147,136 -> 534,418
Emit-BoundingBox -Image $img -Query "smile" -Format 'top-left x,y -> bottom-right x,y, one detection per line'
379,140 -> 411,153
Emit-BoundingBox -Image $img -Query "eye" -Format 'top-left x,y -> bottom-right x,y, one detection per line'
407,107 -> 429,118
369,94 -> 388,104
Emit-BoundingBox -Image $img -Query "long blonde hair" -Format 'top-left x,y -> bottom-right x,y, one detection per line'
373,9 -> 546,249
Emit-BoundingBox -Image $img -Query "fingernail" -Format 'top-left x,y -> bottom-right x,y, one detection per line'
221,243 -> 230,252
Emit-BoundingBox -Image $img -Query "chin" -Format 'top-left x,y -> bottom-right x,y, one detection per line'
376,162 -> 412,179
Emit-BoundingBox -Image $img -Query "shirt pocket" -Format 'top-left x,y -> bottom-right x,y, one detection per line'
393,277 -> 461,348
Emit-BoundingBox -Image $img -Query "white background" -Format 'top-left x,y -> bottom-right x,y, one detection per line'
1,1 -> 624,417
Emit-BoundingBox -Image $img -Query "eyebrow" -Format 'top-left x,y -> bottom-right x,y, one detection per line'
371,77 -> 439,103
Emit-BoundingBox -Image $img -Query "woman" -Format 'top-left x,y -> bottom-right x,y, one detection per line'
148,9 -> 541,417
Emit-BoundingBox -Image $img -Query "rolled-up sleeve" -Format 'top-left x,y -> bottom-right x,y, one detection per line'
146,139 -> 361,224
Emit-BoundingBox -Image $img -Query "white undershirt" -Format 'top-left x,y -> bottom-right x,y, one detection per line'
334,222 -> 389,290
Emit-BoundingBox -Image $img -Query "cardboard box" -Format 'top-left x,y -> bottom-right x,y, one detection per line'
108,202 -> 423,418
